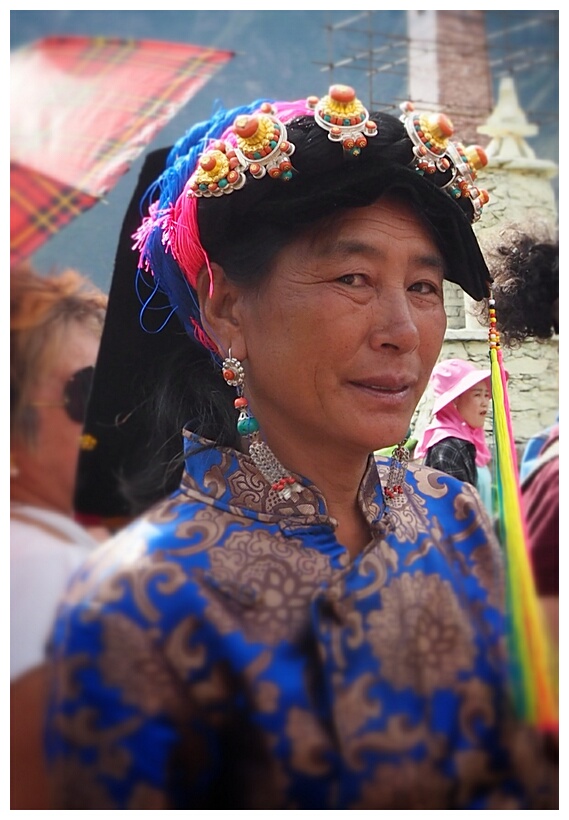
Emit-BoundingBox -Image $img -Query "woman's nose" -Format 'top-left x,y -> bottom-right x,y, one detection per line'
367,292 -> 420,352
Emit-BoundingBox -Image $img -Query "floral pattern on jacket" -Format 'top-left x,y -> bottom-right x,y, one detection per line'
46,431 -> 556,809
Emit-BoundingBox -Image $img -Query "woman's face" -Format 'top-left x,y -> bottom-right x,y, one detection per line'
455,381 -> 491,429
235,196 -> 447,469
14,322 -> 101,514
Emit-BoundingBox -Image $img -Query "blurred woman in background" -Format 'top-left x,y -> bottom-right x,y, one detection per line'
10,263 -> 107,808
415,358 -> 494,515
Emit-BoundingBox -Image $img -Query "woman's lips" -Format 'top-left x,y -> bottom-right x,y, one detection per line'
349,378 -> 413,401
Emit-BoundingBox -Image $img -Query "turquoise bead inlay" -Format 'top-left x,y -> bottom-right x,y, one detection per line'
237,416 -> 259,435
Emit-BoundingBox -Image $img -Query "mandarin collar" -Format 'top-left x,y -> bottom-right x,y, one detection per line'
179,430 -> 386,532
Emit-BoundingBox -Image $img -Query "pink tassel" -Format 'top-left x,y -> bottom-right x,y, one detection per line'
190,318 -> 217,352
132,201 -> 174,270
171,193 -> 214,295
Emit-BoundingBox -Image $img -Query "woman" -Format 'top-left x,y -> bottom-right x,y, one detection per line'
45,87 -> 556,808
414,358 -> 494,513
11,263 -> 107,808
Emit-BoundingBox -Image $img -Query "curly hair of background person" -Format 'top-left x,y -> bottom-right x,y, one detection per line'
477,226 -> 558,347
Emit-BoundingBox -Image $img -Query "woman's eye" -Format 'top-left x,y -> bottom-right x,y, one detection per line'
409,280 -> 441,296
337,273 -> 366,286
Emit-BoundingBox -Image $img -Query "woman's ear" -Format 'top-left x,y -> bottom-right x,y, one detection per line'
196,263 -> 247,361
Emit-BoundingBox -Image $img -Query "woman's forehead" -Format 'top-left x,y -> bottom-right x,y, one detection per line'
463,380 -> 491,395
306,196 -> 442,250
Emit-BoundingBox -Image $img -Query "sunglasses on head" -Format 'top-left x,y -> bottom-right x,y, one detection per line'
31,365 -> 95,424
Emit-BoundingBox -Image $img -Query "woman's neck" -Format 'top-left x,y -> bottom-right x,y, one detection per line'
259,434 -> 373,560
11,482 -> 72,517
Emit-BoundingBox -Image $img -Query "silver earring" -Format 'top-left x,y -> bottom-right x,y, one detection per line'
221,349 -> 302,502
221,351 -> 259,436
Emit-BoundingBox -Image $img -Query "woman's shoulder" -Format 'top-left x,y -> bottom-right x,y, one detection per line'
11,504 -> 97,559
405,456 -> 478,499
70,491 -> 227,572
376,453 -> 474,492
376,456 -> 488,526
428,436 -> 475,454
54,489 -> 270,627
387,457 -> 496,540
376,457 -> 504,602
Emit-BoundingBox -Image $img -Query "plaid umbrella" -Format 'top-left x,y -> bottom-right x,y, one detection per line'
10,35 -> 233,266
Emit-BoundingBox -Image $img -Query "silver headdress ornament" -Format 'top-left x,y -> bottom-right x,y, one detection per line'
184,87 -> 490,223
399,100 -> 490,221
307,83 -> 378,156
186,85 -> 380,198
187,101 -> 297,197
232,104 -> 296,180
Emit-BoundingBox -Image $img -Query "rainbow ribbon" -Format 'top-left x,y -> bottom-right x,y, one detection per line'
489,301 -> 558,730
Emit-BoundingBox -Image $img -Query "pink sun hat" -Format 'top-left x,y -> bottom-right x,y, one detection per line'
430,358 -> 492,416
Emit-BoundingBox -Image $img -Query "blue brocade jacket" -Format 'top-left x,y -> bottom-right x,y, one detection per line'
45,431 -> 556,809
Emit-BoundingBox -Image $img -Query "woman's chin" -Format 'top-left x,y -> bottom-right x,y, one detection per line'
353,426 -> 412,456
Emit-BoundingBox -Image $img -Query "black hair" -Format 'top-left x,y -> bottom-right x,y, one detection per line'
116,342 -> 238,517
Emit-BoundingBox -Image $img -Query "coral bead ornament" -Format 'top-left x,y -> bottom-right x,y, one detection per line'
463,144 -> 488,172
401,102 -> 455,160
234,393 -> 259,438
384,439 -> 410,509
329,84 -> 357,105
232,109 -> 296,181
187,142 -> 246,197
399,100 -> 490,221
309,84 -> 377,156
221,355 -> 245,388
